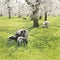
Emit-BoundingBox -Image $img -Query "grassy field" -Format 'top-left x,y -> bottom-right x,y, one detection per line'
0,16 -> 60,60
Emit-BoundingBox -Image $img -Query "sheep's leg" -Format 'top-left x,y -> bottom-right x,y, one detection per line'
23,39 -> 27,45
8,39 -> 13,44
17,41 -> 20,46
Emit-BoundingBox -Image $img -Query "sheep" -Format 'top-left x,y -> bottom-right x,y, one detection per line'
8,29 -> 28,45
9,35 -> 17,40
17,37 -> 27,46
8,36 -> 17,44
15,29 -> 28,46
42,21 -> 49,28
15,29 -> 28,39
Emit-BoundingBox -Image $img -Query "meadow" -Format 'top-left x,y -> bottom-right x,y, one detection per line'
0,16 -> 60,60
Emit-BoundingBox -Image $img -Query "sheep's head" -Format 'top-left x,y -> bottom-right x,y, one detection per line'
17,37 -> 26,46
17,37 -> 25,42
9,36 -> 17,44
9,36 -> 17,40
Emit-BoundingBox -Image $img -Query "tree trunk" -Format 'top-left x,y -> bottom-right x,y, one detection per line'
39,16 -> 42,19
45,12 -> 47,21
18,15 -> 21,18
25,0 -> 40,27
33,17 -> 39,27
8,9 -> 11,19
0,14 -> 2,17
7,4 -> 11,19
32,7 -> 39,27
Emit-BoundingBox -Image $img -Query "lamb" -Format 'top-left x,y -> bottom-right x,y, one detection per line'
42,21 -> 49,28
15,29 -> 28,46
17,36 -> 27,46
8,36 -> 17,44
9,36 -> 17,40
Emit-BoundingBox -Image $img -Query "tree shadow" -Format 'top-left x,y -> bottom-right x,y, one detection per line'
26,26 -> 34,32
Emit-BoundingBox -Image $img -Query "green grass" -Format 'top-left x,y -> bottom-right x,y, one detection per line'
0,16 -> 60,60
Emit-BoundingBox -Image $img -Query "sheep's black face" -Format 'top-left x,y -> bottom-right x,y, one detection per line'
8,36 -> 18,44
9,36 -> 17,41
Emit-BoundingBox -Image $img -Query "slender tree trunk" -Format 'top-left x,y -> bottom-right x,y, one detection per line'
39,16 -> 42,19
18,15 -> 21,18
8,9 -> 11,19
0,14 -> 2,17
45,11 -> 47,21
7,4 -> 11,19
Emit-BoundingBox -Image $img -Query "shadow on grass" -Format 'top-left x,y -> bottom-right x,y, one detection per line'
27,26 -> 34,32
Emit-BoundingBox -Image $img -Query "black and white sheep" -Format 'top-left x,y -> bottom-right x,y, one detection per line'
8,29 -> 28,45
17,36 -> 27,46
